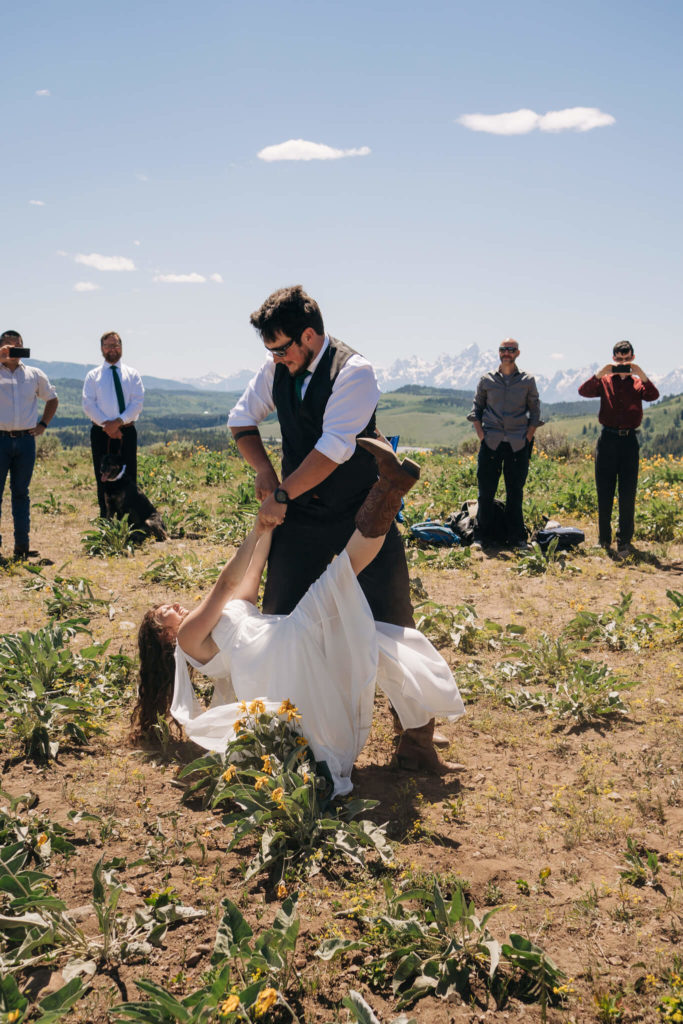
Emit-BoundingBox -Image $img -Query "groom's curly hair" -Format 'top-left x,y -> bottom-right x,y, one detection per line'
249,284 -> 324,343
131,609 -> 178,742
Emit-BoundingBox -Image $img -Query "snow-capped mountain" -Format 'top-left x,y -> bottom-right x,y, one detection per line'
177,345 -> 682,402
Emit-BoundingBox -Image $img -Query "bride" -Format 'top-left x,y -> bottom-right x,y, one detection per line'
134,438 -> 465,797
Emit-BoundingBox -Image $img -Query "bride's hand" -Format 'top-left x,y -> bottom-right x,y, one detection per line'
256,505 -> 283,533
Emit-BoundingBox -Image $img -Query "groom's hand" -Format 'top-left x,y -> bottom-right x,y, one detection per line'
254,465 -> 279,501
259,491 -> 287,525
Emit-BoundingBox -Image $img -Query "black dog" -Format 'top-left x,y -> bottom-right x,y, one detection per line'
100,453 -> 167,541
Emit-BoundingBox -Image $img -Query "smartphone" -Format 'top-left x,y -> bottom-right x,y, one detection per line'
8,347 -> 31,358
611,364 -> 631,374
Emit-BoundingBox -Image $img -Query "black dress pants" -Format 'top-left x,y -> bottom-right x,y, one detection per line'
476,440 -> 530,544
90,424 -> 138,518
262,504 -> 415,628
594,430 -> 640,546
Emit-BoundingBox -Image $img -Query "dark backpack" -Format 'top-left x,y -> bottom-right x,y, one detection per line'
534,527 -> 585,551
445,499 -> 509,546
409,521 -> 460,546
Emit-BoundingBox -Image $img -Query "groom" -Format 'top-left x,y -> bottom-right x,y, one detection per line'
228,285 -> 414,627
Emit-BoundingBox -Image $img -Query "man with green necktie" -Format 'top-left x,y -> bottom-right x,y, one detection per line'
82,331 -> 144,517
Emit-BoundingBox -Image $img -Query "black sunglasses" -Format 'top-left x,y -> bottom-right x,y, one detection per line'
499,346 -> 518,354
266,335 -> 299,358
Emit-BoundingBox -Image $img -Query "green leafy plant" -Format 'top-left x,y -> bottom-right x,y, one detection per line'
81,515 -> 143,556
111,896 -> 301,1023
33,491 -> 77,516
179,704 -> 393,885
619,837 -> 660,887
317,880 -> 566,1013
512,537 -> 579,577
0,623 -> 132,762
141,552 -> 220,589
564,591 -> 662,651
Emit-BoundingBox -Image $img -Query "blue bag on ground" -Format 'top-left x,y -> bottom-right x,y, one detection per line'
410,521 -> 460,546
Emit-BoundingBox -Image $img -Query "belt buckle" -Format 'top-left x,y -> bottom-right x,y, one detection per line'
618,429 -> 629,436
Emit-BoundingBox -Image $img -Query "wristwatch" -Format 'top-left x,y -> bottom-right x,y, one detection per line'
274,487 -> 289,504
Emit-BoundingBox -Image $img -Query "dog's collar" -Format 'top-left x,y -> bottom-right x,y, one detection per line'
109,464 -> 127,481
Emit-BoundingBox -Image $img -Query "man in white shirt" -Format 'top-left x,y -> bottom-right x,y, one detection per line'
0,330 -> 59,559
229,285 -> 415,624
229,286 -> 456,774
82,331 -> 144,518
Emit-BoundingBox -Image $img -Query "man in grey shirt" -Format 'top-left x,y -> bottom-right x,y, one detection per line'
467,338 -> 542,548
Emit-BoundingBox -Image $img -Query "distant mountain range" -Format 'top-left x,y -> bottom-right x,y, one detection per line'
29,346 -> 683,403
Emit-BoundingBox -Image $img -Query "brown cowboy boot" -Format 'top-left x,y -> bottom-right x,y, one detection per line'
392,718 -> 463,775
355,436 -> 420,538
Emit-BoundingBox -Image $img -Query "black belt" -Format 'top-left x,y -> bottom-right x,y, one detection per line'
602,426 -> 637,437
0,429 -> 33,437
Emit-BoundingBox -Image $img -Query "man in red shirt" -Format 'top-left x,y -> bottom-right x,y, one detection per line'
578,341 -> 659,557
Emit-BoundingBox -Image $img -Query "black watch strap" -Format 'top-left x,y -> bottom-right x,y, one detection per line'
39,420 -> 48,428
274,487 -> 289,504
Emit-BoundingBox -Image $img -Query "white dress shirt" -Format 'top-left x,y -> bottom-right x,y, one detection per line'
0,364 -> 58,431
228,337 -> 380,464
82,360 -> 144,426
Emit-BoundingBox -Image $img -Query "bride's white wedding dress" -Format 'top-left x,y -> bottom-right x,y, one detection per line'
171,551 -> 465,796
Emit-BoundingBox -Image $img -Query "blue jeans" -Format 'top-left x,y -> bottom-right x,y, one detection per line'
0,434 -> 36,550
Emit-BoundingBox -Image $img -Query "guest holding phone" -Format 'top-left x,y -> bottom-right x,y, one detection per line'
578,341 -> 659,557
0,330 -> 59,560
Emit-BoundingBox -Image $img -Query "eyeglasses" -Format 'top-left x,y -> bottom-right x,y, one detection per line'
266,335 -> 299,359
499,346 -> 518,354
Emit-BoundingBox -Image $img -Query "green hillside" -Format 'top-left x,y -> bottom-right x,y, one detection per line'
46,379 -> 683,454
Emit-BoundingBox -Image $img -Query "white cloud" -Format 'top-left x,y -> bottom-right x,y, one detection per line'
538,107 -> 616,132
457,106 -> 615,135
29,199 -> 45,206
133,240 -> 141,246
35,89 -> 50,96
209,273 -> 223,283
75,253 -> 136,272
153,272 -> 206,283
136,173 -> 149,182
257,139 -> 371,162
550,352 -> 565,360
74,281 -> 101,292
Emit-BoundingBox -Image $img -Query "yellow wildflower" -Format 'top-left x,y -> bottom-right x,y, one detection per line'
233,719 -> 245,734
254,988 -> 277,1016
222,765 -> 236,782
302,773 -> 310,784
296,736 -> 308,746
278,699 -> 302,721
238,700 -> 248,713
271,787 -> 285,804
254,776 -> 270,791
261,754 -> 273,774
277,882 -> 288,899
219,994 -> 240,1015
249,699 -> 266,715
7,1012 -> 21,1024
36,833 -> 48,847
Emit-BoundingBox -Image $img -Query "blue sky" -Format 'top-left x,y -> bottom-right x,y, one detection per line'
2,0 -> 681,380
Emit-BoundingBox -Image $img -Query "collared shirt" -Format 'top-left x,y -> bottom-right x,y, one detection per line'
577,373 -> 659,429
82,360 -> 144,426
468,368 -> 543,451
0,363 -> 58,431
228,336 -> 381,465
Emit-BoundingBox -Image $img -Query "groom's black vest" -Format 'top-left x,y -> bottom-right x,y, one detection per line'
273,337 -> 378,517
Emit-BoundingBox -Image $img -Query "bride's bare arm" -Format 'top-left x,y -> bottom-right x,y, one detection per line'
177,513 -> 277,662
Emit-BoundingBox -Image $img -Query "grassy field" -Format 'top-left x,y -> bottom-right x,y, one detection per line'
1,440 -> 682,1024
46,379 -> 681,456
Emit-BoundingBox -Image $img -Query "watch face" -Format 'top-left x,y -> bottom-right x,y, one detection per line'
274,488 -> 288,504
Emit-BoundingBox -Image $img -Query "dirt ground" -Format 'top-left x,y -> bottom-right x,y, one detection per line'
1,460 -> 682,1024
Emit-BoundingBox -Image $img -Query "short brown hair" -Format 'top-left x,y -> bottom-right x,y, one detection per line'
250,285 -> 324,343
100,331 -> 122,346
